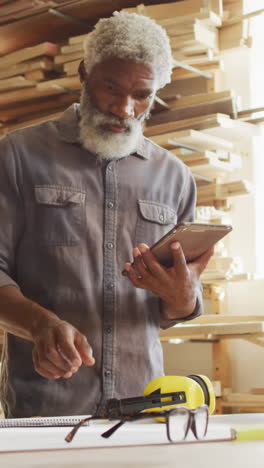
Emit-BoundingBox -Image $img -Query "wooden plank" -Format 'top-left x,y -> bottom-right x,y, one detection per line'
171,60 -> 223,80
0,76 -> 36,91
172,150 -> 241,170
166,91 -> 234,109
173,49 -> 215,66
0,42 -> 58,69
219,20 -> 251,50
0,57 -> 55,80
251,388 -> 264,394
159,76 -> 211,99
64,60 -> 80,76
1,110 -> 66,135
197,179 -> 251,205
0,76 -> 80,107
69,33 -> 88,45
24,70 -> 47,82
213,340 -> 231,414
149,92 -> 237,125
201,272 -> 253,284
223,392 -> 264,404
191,315 -> 264,324
61,43 -> 83,55
169,21 -> 218,51
0,94 -> 76,124
158,9 -> 221,27
188,158 -> 236,177
150,129 -> 234,151
160,321 -> 264,338
144,113 -> 230,137
55,50 -> 83,65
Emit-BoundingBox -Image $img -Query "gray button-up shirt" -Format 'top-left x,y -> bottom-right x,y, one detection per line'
0,104 -> 202,418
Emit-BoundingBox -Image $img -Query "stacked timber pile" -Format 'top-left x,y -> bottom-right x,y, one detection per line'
0,2 -> 259,286
1,0 -> 263,134
0,40 -> 82,135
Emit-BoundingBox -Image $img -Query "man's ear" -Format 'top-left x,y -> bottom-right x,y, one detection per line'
78,60 -> 86,83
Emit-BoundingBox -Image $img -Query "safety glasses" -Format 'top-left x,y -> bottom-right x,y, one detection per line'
65,404 -> 209,443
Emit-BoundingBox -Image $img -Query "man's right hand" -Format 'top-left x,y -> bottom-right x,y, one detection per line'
32,319 -> 95,379
0,285 -> 95,379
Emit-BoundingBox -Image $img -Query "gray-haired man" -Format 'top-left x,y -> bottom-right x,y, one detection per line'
0,12 -> 213,418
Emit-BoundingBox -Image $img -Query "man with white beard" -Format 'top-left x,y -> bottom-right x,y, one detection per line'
0,12 -> 213,418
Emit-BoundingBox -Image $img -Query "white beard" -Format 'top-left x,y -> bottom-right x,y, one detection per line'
78,87 -> 152,160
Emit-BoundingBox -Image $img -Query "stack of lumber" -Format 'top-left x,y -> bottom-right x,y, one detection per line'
173,150 -> 240,178
0,42 -> 59,86
0,41 -> 82,136
124,0 -> 221,63
54,33 -> 86,73
196,179 -> 252,206
124,0 -> 255,55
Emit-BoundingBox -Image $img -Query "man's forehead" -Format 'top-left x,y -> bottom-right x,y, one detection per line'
89,57 -> 156,86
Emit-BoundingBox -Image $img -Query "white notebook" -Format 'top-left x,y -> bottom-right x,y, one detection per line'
0,415 -> 90,428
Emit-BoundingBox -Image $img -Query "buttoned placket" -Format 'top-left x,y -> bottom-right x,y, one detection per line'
100,161 -> 117,404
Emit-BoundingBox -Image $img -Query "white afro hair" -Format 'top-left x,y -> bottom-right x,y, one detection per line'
83,11 -> 173,89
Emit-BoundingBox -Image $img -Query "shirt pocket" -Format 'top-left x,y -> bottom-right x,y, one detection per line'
135,199 -> 177,247
33,185 -> 86,246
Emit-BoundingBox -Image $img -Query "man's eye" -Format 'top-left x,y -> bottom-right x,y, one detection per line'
106,83 -> 115,92
136,94 -> 152,101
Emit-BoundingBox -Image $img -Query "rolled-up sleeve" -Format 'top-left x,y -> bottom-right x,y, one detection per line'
0,135 -> 24,290
160,165 -> 203,329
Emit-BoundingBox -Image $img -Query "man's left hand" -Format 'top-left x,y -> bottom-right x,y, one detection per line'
123,242 -> 214,319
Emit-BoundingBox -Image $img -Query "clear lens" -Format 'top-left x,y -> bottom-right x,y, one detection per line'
168,407 -> 190,442
194,406 -> 208,439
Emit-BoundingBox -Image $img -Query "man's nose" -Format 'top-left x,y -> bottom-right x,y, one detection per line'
110,96 -> 135,119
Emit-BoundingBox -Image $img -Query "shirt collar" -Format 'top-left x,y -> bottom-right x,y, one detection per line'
55,104 -> 150,160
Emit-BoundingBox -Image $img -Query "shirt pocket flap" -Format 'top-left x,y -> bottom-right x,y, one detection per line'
138,200 -> 177,225
35,186 -> 86,206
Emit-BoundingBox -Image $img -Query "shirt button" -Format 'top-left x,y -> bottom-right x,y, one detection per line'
107,201 -> 114,209
107,165 -> 113,171
106,241 -> 114,249
104,369 -> 111,377
105,327 -> 112,334
159,214 -> 164,222
107,283 -> 114,290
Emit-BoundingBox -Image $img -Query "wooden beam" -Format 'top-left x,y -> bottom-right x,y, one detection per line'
150,129 -> 234,151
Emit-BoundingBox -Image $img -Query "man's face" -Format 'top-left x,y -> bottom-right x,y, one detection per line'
78,57 -> 157,160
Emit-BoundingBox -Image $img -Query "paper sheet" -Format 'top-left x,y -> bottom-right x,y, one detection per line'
0,419 -> 233,453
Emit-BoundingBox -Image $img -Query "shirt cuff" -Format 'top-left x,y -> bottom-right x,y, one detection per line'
159,285 -> 203,330
0,271 -> 20,290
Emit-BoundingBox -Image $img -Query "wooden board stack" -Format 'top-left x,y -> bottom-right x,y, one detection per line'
0,41 -> 81,135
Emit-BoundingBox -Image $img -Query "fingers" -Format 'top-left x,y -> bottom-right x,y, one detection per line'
32,342 -> 76,379
170,242 -> 188,276
124,243 -> 167,287
32,322 -> 95,379
74,333 -> 95,366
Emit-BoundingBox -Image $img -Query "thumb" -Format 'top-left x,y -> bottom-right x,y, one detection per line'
74,333 -> 95,366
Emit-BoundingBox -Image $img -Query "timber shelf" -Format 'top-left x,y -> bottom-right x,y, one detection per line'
160,314 -> 264,413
